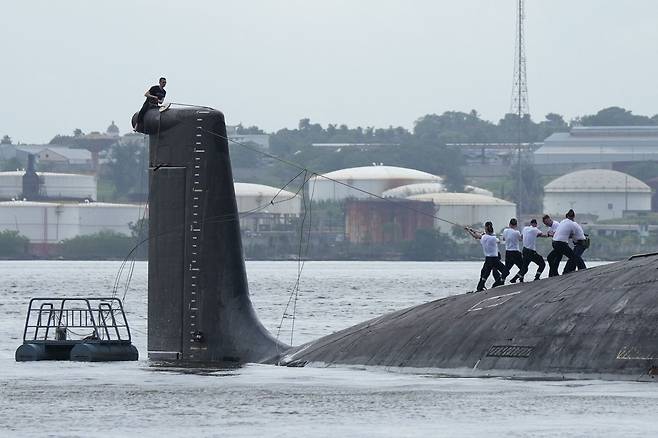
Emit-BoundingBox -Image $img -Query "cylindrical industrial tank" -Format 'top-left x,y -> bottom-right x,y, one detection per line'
77,202 -> 146,236
40,173 -> 97,201
234,183 -> 301,215
310,165 -> 441,202
0,171 -> 97,201
407,192 -> 516,234
0,171 -> 25,199
382,182 -> 493,198
543,169 -> 652,220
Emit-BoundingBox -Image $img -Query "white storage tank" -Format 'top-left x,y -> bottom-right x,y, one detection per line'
311,165 -> 441,201
0,201 -> 145,244
407,192 -> 516,234
234,183 -> 301,232
41,173 -> 97,201
77,202 -> 147,236
0,171 -> 24,199
0,201 -> 79,243
234,183 -> 301,215
543,169 -> 652,220
382,182 -> 493,198
0,171 -> 97,201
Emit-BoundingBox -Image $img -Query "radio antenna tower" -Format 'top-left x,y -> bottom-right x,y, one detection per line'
510,0 -> 529,214
511,0 -> 529,117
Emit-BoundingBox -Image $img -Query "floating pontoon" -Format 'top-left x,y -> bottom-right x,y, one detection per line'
15,297 -> 138,362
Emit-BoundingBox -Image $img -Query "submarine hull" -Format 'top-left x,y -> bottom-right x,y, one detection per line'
143,104 -> 658,379
279,254 -> 658,378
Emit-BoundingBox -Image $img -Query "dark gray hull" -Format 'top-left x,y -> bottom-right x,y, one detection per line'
143,105 -> 658,379
279,255 -> 658,379
141,106 -> 287,364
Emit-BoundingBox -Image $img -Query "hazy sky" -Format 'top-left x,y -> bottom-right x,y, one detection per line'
2,0 -> 658,143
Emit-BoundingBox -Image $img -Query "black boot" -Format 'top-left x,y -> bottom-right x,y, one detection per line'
476,279 -> 486,292
510,275 -> 518,283
534,273 -> 541,281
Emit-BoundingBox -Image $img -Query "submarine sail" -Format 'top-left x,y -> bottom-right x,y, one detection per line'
140,106 -> 287,363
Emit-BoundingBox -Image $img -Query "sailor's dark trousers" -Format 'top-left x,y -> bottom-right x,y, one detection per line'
548,241 -> 577,277
518,247 -> 545,278
563,242 -> 587,274
477,256 -> 510,291
504,250 -> 524,276
136,101 -> 157,128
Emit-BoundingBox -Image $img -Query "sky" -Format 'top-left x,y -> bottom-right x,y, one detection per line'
2,0 -> 658,143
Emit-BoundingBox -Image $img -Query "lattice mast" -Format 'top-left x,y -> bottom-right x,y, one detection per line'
510,0 -> 529,214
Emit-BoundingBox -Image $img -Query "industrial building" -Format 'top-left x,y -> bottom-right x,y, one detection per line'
0,201 -> 145,248
235,182 -> 301,232
406,192 -> 517,234
534,126 -> 658,175
311,165 -> 441,201
543,169 -> 652,220
344,199 -> 434,244
0,171 -> 97,201
8,145 -> 94,173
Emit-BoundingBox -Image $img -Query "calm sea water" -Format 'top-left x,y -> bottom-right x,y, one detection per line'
1,260 -> 657,437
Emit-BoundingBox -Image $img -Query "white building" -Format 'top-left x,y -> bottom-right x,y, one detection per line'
534,126 -> 658,175
0,201 -> 145,244
311,165 -> 441,202
234,182 -> 301,231
407,192 -> 516,234
543,169 -> 652,220
0,171 -> 97,201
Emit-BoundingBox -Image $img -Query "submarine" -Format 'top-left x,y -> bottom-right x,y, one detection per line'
140,104 -> 658,380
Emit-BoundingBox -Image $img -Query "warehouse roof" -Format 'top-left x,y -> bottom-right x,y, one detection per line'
544,169 -> 651,193
535,126 -> 658,165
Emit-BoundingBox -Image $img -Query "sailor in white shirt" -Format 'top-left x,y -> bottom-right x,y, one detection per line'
563,211 -> 587,274
547,209 -> 581,277
542,214 -> 560,236
502,218 -> 524,283
465,221 -> 509,292
515,218 -> 547,282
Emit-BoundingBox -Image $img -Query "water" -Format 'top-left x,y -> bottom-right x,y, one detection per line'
1,260 -> 657,437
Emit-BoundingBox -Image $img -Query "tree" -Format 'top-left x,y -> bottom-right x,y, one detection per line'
129,218 -> 149,259
235,124 -> 265,134
0,230 -> 29,257
509,160 -> 544,214
402,228 -> 459,261
576,107 -> 654,126
1,135 -> 11,145
104,142 -> 148,200
413,111 -> 496,144
59,230 -> 133,259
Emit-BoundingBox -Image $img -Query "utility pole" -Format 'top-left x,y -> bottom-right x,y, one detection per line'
510,0 -> 529,215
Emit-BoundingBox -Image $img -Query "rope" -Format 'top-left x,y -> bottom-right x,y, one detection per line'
200,127 -> 464,228
112,114 -> 158,300
275,171 -> 316,346
111,169 -> 310,301
113,101 -> 472,347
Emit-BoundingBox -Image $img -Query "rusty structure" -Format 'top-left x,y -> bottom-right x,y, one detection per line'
344,199 -> 434,244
